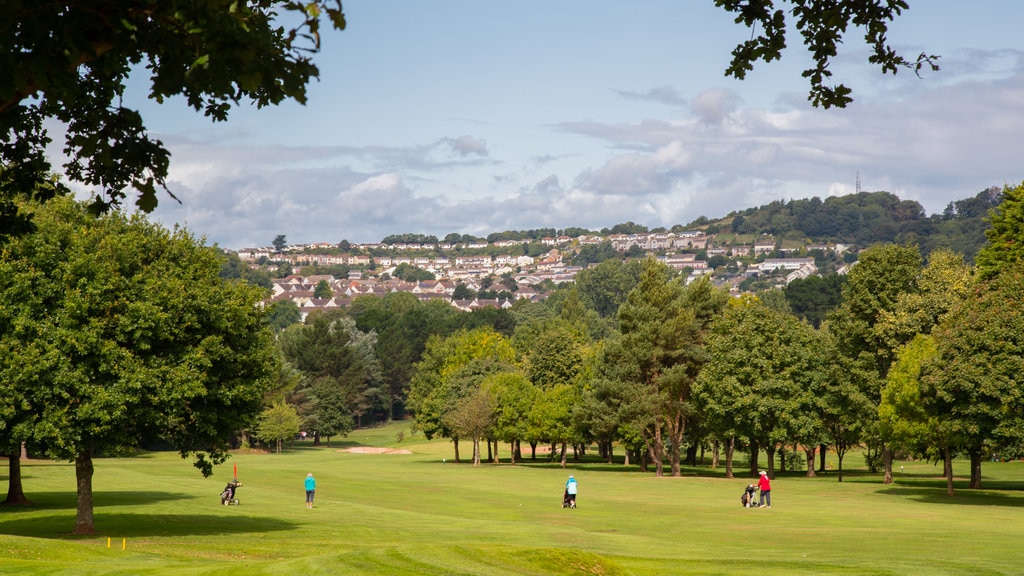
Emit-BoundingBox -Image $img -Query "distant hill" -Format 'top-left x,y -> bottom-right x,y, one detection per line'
364,188 -> 1001,262
695,187 -> 1002,261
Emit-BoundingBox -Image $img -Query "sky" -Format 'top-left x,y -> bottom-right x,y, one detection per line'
108,1 -> 1024,249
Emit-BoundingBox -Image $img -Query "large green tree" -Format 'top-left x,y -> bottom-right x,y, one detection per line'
612,260 -> 728,476
923,262 -> 1024,494
827,243 -> 922,482
407,327 -> 516,462
1,1 -> 345,236
0,197 -> 276,534
696,295 -> 827,479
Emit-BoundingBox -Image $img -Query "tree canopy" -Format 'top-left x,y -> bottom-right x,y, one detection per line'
1,1 -> 345,235
0,197 -> 277,533
715,0 -> 939,108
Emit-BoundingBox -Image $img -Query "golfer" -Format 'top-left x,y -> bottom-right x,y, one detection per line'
757,470 -> 771,508
305,472 -> 316,509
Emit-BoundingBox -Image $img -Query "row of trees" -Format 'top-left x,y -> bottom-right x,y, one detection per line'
400,184 -> 1024,500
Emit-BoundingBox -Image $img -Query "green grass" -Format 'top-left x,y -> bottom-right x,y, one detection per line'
3,423 -> 1024,575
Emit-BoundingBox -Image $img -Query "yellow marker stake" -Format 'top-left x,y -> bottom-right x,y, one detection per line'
122,538 -> 126,550
107,538 -> 110,548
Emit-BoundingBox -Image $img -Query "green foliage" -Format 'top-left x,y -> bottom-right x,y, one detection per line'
0,197 -> 277,531
784,274 -> 845,328
923,261 -> 1024,489
264,299 -> 302,333
573,259 -> 643,318
715,0 -> 939,108
313,279 -> 333,299
1,1 -> 346,224
255,401 -> 301,453
827,243 -> 923,380
393,262 -> 435,282
976,181 -> 1024,280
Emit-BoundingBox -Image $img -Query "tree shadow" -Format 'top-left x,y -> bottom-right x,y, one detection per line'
875,485 -> 1024,507
0,490 -> 191,512
0,512 -> 298,539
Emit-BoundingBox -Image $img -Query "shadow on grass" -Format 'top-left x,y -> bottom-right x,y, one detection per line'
0,490 -> 192,512
876,484 -> 1024,507
0,511 -> 298,539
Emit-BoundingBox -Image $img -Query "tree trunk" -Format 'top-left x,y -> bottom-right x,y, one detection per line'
652,426 -> 665,477
453,437 -> 461,463
74,453 -> 95,534
725,437 -> 734,479
529,441 -> 536,460
509,441 -> 516,465
968,447 -> 982,489
882,445 -> 894,484
748,441 -> 759,477
765,445 -> 776,479
711,439 -> 720,470
485,439 -> 492,463
472,438 -> 481,467
836,450 -> 846,483
3,449 -> 33,506
803,446 -> 817,478
560,442 -> 568,468
818,443 -> 827,473
944,446 -> 954,496
605,440 -> 614,464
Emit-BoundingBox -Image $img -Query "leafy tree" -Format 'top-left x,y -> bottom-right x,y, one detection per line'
313,279 -> 333,299
0,197 -> 276,533
612,260 -> 727,476
574,259 -> 643,318
310,378 -> 354,446
218,250 -> 272,289
696,295 -> 826,479
716,0 -> 941,110
273,235 -> 288,253
483,371 -> 537,464
879,335 -> 940,462
265,299 -> 302,333
923,262 -> 1024,493
452,283 -> 474,300
407,328 -> 516,462
827,243 -> 922,483
784,274 -> 845,328
975,181 -> 1024,280
255,402 -> 301,454
1,2 -> 346,233
444,387 -> 496,467
280,311 -> 385,431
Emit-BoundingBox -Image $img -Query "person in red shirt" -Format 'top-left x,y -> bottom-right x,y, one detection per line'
757,471 -> 771,508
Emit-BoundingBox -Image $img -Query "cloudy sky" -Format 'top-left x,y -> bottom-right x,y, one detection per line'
119,1 -> 1023,249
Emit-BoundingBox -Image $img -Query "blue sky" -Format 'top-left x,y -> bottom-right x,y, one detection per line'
119,1 -> 1024,249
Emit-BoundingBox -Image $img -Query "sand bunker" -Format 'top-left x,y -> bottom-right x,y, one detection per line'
341,446 -> 413,454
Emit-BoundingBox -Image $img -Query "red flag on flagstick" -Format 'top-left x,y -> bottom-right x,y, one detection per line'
233,462 -> 238,479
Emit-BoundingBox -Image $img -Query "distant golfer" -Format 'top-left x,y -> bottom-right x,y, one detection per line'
757,471 -> 771,508
305,473 -> 316,509
563,475 -> 578,509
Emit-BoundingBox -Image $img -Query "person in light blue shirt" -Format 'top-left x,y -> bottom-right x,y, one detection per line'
304,473 -> 316,509
563,475 -> 578,508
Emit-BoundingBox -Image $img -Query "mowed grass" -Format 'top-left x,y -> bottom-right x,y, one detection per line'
3,423 -> 1024,575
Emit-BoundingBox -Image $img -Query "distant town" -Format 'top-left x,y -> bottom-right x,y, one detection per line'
234,229 -> 852,319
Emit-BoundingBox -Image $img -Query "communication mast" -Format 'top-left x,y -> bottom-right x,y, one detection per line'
856,171 -> 862,193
